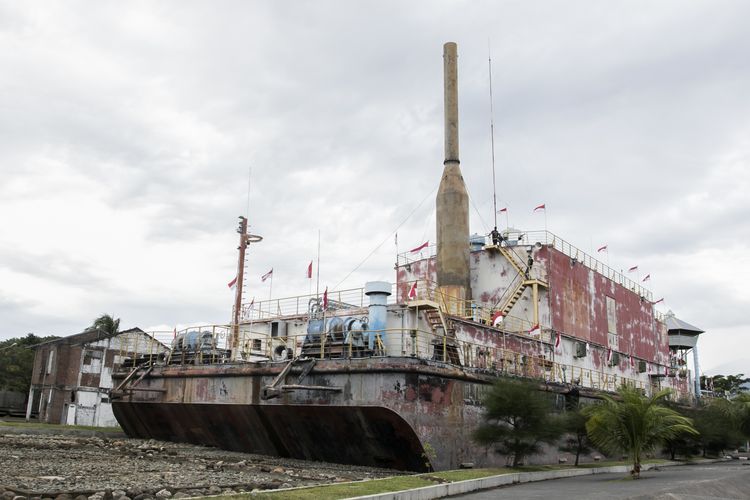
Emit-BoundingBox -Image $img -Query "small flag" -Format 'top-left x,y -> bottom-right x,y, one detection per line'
227,276 -> 238,290
628,265 -> 638,273
607,348 -> 613,364
173,327 -> 177,339
261,268 -> 273,282
642,274 -> 650,282
307,261 -> 313,279
395,233 -> 398,245
630,354 -> 635,369
653,298 -> 664,304
323,286 -> 329,310
554,332 -> 562,354
409,241 -> 429,253
491,311 -> 504,327
533,204 -> 546,212
585,342 -> 591,354
497,207 -> 507,213
528,323 -> 540,336
408,281 -> 418,299
597,245 -> 608,253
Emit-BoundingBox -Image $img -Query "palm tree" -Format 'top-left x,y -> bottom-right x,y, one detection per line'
584,386 -> 698,478
90,314 -> 121,335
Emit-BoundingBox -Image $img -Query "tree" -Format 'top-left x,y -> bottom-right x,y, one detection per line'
559,406 -> 595,466
473,378 -> 563,467
584,387 -> 698,478
90,314 -> 120,335
0,334 -> 59,393
706,374 -> 750,398
693,398 -> 743,457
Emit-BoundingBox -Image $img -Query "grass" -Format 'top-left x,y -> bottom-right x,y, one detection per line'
222,459 -> 674,499
0,420 -> 123,432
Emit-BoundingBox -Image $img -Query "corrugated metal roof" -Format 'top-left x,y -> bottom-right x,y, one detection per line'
665,315 -> 704,334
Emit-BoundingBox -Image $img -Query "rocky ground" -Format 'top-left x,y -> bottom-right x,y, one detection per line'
0,433 -> 402,500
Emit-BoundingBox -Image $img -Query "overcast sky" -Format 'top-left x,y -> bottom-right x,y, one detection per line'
1,1 -> 748,375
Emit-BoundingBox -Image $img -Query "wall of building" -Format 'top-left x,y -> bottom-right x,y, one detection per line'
28,332 -> 166,427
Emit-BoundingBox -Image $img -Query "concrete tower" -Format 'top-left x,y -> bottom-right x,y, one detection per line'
436,42 -> 470,313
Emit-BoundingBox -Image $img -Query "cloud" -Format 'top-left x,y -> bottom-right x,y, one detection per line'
0,1 -> 748,373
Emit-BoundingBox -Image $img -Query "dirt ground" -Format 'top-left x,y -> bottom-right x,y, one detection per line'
0,431 -> 402,499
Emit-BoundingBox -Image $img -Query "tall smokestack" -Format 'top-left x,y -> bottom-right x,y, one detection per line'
436,42 -> 470,313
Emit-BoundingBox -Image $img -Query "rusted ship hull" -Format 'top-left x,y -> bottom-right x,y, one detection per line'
111,357 -> 504,472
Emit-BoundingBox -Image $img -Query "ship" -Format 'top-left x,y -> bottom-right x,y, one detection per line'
111,42 -> 700,472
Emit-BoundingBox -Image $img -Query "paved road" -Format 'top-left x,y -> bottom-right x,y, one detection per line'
452,462 -> 750,499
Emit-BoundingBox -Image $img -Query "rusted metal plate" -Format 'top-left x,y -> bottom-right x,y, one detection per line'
112,401 -> 428,472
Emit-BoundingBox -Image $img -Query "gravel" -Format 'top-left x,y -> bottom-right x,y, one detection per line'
0,433 -> 402,499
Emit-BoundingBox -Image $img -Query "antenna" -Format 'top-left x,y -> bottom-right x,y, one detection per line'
247,166 -> 253,219
488,41 -> 498,231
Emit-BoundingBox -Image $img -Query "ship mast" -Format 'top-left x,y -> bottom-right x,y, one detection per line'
231,216 -> 262,354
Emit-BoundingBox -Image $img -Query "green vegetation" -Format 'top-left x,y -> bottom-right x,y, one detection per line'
0,334 -> 59,393
472,378 -> 564,467
584,387 -> 698,477
90,314 -> 121,335
701,373 -> 749,398
0,420 -> 123,432
559,405 -> 595,466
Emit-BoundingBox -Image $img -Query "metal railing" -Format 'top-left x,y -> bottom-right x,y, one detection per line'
225,327 -> 653,396
395,231 -> 654,302
114,321 -> 692,400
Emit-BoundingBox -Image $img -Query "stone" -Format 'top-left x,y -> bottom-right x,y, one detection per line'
154,490 -> 171,498
171,494 -> 189,499
271,467 -> 284,474
133,494 -> 153,500
112,492 -> 126,499
54,494 -> 73,500
206,486 -> 221,496
74,495 -> 89,500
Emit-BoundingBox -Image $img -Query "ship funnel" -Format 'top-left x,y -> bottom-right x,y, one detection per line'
436,42 -> 470,314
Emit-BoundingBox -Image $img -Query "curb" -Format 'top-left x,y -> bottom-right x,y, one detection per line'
345,460 -> 723,500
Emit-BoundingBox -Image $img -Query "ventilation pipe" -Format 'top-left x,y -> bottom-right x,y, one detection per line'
365,281 -> 391,351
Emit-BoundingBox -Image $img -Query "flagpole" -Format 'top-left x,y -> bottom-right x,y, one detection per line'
316,229 -> 321,299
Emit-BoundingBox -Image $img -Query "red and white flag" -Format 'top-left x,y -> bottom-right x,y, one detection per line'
261,268 -> 273,282
491,311 -> 504,327
408,281 -> 418,300
173,327 -> 177,339
554,332 -> 562,354
630,354 -> 636,369
529,323 -> 540,336
409,241 -> 429,253
642,274 -> 650,282
306,261 -> 313,279
653,298 -> 664,304
597,245 -> 608,253
497,207 -> 508,213
627,265 -> 638,273
533,204 -> 546,212
322,286 -> 329,310
607,348 -> 613,364
227,275 -> 238,290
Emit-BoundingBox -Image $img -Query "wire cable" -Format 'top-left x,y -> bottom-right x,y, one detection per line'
333,183 -> 439,290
